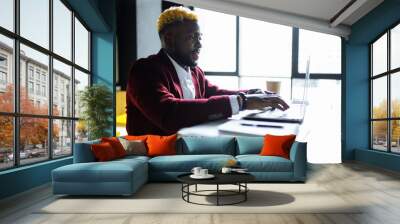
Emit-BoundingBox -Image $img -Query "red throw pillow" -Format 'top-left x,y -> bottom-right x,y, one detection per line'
260,134 -> 296,159
101,137 -> 127,158
91,142 -> 117,161
146,134 -> 177,157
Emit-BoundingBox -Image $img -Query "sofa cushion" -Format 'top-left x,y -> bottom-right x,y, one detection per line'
91,142 -> 118,161
177,136 -> 236,155
147,134 -> 177,157
236,155 -> 293,172
148,154 -> 235,172
235,136 -> 264,155
52,159 -> 147,183
260,134 -> 296,159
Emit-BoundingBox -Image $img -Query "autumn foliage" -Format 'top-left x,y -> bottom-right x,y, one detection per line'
372,99 -> 400,142
0,84 -> 59,151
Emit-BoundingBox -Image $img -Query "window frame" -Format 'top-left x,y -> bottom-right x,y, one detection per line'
369,19 -> 400,154
0,0 -> 92,171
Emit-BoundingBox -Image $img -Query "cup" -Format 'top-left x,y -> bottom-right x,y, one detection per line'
191,167 -> 202,176
199,169 -> 208,176
221,167 -> 232,174
266,81 -> 281,95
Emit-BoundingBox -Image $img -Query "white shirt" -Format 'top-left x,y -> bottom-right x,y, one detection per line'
166,53 -> 240,115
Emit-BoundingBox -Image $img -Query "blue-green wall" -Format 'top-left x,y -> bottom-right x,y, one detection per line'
344,0 -> 400,171
0,0 -> 116,200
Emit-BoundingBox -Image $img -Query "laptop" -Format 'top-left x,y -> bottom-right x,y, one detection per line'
242,59 -> 311,124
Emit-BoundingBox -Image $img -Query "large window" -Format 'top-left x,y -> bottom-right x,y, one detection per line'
371,23 -> 400,153
195,8 -> 342,163
0,0 -> 91,171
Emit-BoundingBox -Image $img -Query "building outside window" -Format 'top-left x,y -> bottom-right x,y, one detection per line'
0,0 -> 91,170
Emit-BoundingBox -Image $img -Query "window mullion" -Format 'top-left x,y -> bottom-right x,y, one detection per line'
13,0 -> 21,167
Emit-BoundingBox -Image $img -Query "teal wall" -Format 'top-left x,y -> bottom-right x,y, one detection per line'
0,0 -> 117,200
344,0 -> 400,170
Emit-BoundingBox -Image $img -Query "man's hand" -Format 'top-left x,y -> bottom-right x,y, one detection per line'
245,94 -> 289,111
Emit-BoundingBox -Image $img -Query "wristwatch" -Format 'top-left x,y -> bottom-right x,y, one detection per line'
238,92 -> 247,111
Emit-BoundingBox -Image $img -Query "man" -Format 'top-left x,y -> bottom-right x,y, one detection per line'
126,7 -> 289,135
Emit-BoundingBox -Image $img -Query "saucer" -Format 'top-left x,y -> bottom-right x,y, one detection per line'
190,174 -> 215,179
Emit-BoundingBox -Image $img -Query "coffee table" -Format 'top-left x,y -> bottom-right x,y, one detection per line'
177,173 -> 255,206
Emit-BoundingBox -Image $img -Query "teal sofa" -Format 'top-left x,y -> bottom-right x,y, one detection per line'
52,136 -> 307,196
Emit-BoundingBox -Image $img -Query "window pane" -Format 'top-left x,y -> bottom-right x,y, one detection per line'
74,69 -> 89,118
53,119 -> 72,158
0,34 -> 14,112
75,18 -> 89,70
240,17 -> 292,77
205,75 -> 238,90
196,8 -> 236,72
299,29 -> 341,74
20,117 -> 49,165
20,0 -> 49,49
391,24 -> 400,70
53,59 -> 72,117
53,0 -> 72,60
372,77 -> 387,119
20,44 -> 49,115
372,121 -> 388,151
392,72 -> 400,118
392,120 -> 400,153
0,0 -> 14,31
0,116 -> 13,170
75,120 -> 88,143
239,77 -> 291,100
372,34 -> 387,76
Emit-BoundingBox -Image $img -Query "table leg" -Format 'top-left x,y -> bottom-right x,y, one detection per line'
217,184 -> 219,206
195,184 -> 197,192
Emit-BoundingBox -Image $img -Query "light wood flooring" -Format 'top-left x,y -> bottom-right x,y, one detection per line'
1,162 -> 400,224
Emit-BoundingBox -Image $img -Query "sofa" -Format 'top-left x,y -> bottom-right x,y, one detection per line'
52,136 -> 307,196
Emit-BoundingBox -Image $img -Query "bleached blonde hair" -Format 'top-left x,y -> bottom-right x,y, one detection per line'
157,6 -> 198,33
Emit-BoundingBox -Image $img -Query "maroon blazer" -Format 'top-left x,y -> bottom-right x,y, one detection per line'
126,49 -> 240,135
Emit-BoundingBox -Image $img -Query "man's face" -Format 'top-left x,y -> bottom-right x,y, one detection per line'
168,21 -> 202,67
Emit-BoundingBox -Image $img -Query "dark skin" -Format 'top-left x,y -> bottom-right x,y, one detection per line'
160,20 -> 289,111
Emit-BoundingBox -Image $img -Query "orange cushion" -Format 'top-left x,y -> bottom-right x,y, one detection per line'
101,137 -> 127,158
125,135 -> 148,141
91,142 -> 118,161
146,134 -> 177,157
259,134 -> 296,159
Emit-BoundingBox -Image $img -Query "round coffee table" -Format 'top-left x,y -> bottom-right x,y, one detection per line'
177,173 -> 255,206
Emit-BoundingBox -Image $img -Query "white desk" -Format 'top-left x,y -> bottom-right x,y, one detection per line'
179,110 -> 309,140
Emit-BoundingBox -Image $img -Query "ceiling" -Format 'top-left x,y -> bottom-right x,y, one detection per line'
171,0 -> 384,38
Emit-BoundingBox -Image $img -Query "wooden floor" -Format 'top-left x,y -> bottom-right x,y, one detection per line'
1,162 -> 400,224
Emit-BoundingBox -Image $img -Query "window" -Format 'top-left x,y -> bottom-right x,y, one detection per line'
0,55 -> 7,67
370,23 -> 400,153
28,81 -> 34,94
299,29 -> 341,74
28,67 -> 34,80
195,8 -> 236,73
195,8 -> 342,163
0,71 -> 6,85
0,0 -> 91,170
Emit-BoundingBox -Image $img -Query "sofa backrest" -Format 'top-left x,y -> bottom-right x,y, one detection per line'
177,136 -> 236,155
73,139 -> 100,163
235,136 -> 264,155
